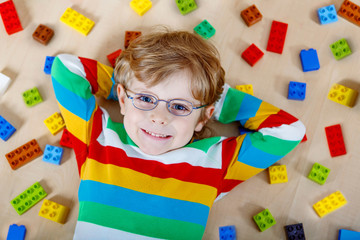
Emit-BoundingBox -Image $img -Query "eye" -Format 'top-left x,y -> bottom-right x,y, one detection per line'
172,104 -> 189,111
138,95 -> 155,103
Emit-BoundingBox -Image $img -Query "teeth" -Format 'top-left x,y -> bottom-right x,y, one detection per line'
145,130 -> 168,138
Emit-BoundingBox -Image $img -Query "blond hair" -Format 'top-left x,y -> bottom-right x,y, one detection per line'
114,27 -> 225,138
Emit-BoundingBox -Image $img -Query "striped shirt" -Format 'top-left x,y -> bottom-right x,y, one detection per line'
51,54 -> 305,240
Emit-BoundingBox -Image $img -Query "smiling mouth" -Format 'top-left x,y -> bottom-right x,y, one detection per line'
142,129 -> 171,138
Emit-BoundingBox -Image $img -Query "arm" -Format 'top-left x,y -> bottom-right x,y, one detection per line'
51,54 -> 115,171
214,84 -> 306,192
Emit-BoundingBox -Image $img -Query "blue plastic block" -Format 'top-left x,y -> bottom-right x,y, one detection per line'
44,56 -> 55,74
7,224 -> 26,240
219,225 -> 236,240
299,49 -> 320,72
288,81 -> 306,101
0,115 -> 16,141
284,223 -> 306,240
42,144 -> 64,165
338,229 -> 360,240
318,5 -> 338,24
194,20 -> 215,39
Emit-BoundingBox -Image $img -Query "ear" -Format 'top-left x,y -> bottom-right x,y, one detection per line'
117,84 -> 127,115
195,105 -> 215,132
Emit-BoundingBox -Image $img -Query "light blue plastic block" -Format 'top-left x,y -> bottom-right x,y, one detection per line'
318,5 -> 338,24
42,144 -> 64,165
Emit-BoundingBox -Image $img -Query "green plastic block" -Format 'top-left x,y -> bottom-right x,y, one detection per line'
11,182 -> 47,215
253,209 -> 276,232
194,20 -> 215,39
330,38 -> 352,60
308,163 -> 330,185
22,87 -> 43,107
175,0 -> 197,15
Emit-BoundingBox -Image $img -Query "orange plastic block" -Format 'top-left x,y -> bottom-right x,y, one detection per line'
5,139 -> 43,170
268,165 -> 288,184
328,83 -> 358,107
60,8 -> 95,36
44,112 -> 66,135
241,5 -> 262,27
338,0 -> 360,27
32,24 -> 54,45
313,191 -> 347,217
124,31 -> 141,49
130,0 -> 152,16
235,84 -> 254,95
39,199 -> 70,224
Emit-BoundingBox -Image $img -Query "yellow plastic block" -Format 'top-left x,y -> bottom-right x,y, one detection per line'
328,83 -> 358,107
130,0 -> 152,16
39,199 -> 70,224
313,191 -> 347,218
44,112 -> 66,135
60,8 -> 95,35
268,165 -> 288,184
235,84 -> 254,95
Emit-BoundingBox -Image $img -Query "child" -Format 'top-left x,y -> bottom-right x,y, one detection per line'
51,29 -> 305,240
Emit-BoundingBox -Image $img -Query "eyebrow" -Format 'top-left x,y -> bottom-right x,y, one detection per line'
131,88 -> 198,104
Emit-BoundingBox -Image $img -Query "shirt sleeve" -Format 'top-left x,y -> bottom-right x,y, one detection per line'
214,84 -> 306,194
51,54 -> 116,172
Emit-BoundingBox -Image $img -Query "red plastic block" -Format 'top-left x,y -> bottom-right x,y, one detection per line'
241,44 -> 264,67
266,20 -> 288,54
124,31 -> 141,49
338,0 -> 360,27
241,5 -> 262,27
0,0 -> 23,35
325,124 -> 346,157
32,24 -> 54,45
107,49 -> 122,67
60,128 -> 73,148
5,139 -> 43,170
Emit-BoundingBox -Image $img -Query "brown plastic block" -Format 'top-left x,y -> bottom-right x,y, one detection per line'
32,24 -> 54,45
338,0 -> 360,27
241,5 -> 262,27
124,31 -> 141,49
5,139 -> 43,170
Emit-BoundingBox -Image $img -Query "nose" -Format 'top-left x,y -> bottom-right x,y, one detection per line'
149,101 -> 171,125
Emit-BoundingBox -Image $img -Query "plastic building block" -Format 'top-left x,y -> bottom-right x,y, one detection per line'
308,163 -> 330,185
44,112 -> 66,135
313,191 -> 347,218
338,229 -> 360,240
219,225 -> 236,240
241,5 -> 262,27
194,20 -> 215,39
44,56 -> 55,74
39,199 -> 70,224
325,124 -> 346,157
318,5 -> 338,24
299,49 -> 320,72
266,20 -> 288,54
0,0 -> 23,35
107,49 -> 122,67
0,72 -> 11,97
288,81 -> 306,101
124,31 -> 141,49
0,115 -> 16,141
241,44 -> 264,67
32,24 -> 54,45
6,224 -> 26,240
253,209 -> 276,231
330,38 -> 352,60
22,87 -> 43,107
176,0 -> 197,15
60,128 -> 73,148
10,182 -> 47,215
284,223 -> 305,240
5,139 -> 43,170
236,84 -> 254,95
268,165 -> 288,184
338,0 -> 360,27
43,145 -> 64,165
328,83 -> 358,108
130,0 -> 152,16
60,7 -> 95,36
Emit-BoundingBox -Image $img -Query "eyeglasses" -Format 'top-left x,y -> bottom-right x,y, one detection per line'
124,89 -> 206,116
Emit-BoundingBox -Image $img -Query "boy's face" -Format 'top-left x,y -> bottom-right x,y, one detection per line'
117,71 -> 214,155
